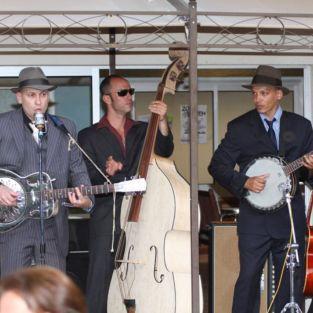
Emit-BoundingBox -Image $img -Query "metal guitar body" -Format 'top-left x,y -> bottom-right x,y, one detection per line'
0,169 -> 56,232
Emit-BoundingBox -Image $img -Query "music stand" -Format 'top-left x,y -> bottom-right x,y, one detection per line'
280,191 -> 302,313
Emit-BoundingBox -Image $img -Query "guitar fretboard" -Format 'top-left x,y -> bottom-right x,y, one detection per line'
283,151 -> 313,176
43,183 -> 114,200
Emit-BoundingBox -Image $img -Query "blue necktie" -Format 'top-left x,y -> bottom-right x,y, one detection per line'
265,118 -> 277,150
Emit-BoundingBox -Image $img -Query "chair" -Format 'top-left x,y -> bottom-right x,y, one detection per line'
199,189 -> 220,223
217,192 -> 239,222
198,189 -> 217,244
199,188 -> 239,222
220,207 -> 239,221
198,188 -> 239,243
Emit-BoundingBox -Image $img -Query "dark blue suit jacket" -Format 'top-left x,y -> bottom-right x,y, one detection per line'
209,109 -> 313,239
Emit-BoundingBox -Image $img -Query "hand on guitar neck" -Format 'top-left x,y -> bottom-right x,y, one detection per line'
67,186 -> 93,210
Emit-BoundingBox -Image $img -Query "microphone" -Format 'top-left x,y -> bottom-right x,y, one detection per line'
34,112 -> 46,137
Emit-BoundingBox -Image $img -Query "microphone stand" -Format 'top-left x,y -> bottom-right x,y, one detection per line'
38,129 -> 46,265
280,191 -> 302,313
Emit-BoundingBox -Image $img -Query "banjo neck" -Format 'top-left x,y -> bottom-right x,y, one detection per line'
283,151 -> 313,176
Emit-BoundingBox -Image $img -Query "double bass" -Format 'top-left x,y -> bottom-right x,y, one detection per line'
107,48 -> 202,313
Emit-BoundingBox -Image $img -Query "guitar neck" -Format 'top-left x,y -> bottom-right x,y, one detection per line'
47,183 -> 113,200
284,151 -> 313,175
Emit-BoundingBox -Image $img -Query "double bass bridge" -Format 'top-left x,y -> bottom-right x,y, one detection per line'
115,259 -> 143,265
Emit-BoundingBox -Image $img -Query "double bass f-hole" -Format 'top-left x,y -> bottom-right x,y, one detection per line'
119,245 -> 135,282
150,245 -> 164,284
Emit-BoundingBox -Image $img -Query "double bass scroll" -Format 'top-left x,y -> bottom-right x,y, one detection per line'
127,46 -> 188,223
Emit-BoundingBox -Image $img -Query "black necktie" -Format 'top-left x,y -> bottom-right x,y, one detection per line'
265,118 -> 277,150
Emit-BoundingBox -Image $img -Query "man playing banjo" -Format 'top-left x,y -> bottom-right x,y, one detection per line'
209,65 -> 313,312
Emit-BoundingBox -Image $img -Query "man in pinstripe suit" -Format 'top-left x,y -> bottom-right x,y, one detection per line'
0,67 -> 93,277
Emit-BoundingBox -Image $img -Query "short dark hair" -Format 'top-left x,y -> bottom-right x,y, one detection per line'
100,74 -> 126,96
0,266 -> 87,313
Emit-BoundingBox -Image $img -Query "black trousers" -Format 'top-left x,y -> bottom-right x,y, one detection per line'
232,233 -> 305,313
86,233 -> 120,313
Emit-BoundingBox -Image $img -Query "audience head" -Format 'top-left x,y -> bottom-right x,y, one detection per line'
0,266 -> 87,313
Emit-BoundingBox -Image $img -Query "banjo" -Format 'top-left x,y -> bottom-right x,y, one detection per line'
0,168 -> 146,232
244,152 -> 312,212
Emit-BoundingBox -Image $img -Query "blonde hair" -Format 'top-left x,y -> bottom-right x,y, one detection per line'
0,266 -> 87,313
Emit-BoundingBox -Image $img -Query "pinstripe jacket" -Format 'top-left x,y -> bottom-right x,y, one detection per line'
0,108 -> 92,256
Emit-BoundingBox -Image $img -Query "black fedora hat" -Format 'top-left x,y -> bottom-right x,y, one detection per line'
11,67 -> 56,93
242,65 -> 289,95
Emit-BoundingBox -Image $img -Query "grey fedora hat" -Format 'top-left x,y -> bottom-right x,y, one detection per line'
11,67 -> 56,93
242,65 -> 289,95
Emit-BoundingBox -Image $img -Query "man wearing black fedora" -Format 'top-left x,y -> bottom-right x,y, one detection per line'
209,65 -> 313,312
0,67 -> 93,276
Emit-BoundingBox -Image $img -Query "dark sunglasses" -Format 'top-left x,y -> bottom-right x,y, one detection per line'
112,88 -> 135,97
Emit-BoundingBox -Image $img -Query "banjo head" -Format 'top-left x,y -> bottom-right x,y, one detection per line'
245,156 -> 292,212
